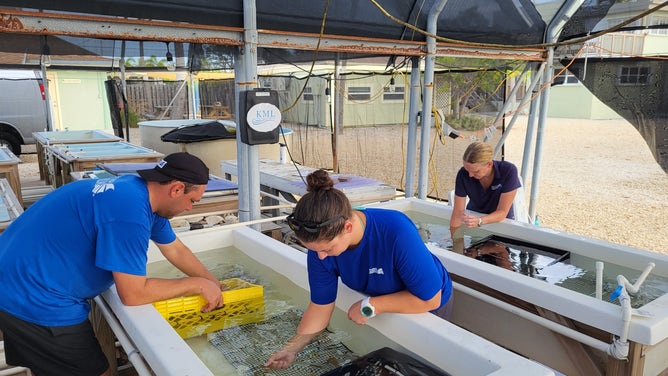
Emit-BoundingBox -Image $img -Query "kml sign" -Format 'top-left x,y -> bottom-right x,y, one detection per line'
239,89 -> 281,145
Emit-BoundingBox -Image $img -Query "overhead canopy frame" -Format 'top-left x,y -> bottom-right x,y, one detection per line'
0,0 -> 635,224
0,8 -> 547,61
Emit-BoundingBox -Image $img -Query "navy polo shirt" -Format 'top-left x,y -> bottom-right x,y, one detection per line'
454,160 -> 521,219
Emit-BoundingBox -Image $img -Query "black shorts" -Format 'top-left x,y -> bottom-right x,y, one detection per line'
0,309 -> 109,376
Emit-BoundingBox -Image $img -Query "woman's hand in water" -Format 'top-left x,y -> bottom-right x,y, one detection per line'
264,349 -> 297,369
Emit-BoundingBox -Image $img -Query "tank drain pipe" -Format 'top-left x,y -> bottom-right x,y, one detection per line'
93,296 -> 153,376
609,262 -> 655,359
453,281 -> 612,355
595,261 -> 604,300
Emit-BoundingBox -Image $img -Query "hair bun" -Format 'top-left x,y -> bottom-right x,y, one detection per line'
306,169 -> 334,192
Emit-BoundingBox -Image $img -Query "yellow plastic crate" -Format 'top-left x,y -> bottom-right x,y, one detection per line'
153,277 -> 265,339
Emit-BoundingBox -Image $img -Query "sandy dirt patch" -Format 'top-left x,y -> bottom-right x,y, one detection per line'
284,116 -> 668,255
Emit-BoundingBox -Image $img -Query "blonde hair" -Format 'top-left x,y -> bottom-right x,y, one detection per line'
462,141 -> 493,164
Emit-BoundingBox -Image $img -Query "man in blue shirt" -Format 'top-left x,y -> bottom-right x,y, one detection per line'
0,152 -> 223,376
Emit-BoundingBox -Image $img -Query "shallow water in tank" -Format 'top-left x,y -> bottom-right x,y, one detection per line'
146,246 -> 404,375
407,211 -> 668,308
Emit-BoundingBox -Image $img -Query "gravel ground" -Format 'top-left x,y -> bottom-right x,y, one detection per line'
285,116 -> 668,255
18,117 -> 668,255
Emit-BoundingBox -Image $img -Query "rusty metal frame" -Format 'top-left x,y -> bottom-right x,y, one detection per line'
0,8 -> 546,61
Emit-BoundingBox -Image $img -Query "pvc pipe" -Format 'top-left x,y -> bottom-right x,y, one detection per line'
259,204 -> 295,211
609,262 -> 656,358
259,190 -> 296,206
616,286 -> 632,343
596,261 -> 604,300
176,209 -> 239,220
454,281 -> 613,355
174,201 -> 293,221
620,262 -> 655,294
183,215 -> 288,235
607,283 -> 632,359
92,296 -> 153,376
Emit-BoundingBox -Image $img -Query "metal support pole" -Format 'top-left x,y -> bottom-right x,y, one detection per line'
528,0 -> 585,221
417,0 -> 449,199
119,41 -> 129,141
520,64 -> 543,186
485,63 -> 532,143
404,56 -> 421,198
188,68 -> 198,120
332,53 -> 341,172
493,62 -> 545,159
234,50 -> 250,223
241,0 -> 261,227
40,35 -> 53,132
529,50 -> 553,222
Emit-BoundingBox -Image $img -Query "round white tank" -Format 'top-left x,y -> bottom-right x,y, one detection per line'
138,119 -> 205,155
138,120 -> 292,176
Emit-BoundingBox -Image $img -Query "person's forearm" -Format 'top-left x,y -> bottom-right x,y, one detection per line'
451,236 -> 465,254
281,332 -> 320,354
114,274 -> 216,306
371,290 -> 441,314
479,210 -> 506,225
284,302 -> 334,354
450,217 -> 462,236
163,243 -> 219,284
450,204 -> 464,235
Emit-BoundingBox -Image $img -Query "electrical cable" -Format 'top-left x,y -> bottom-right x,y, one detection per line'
280,0 -> 329,113
368,0 -> 668,50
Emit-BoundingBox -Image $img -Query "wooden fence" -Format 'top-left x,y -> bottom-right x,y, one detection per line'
124,79 -> 236,122
198,79 -> 235,119
125,79 -> 189,121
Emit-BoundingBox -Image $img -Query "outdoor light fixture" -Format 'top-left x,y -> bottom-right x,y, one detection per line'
40,35 -> 51,67
165,42 -> 176,71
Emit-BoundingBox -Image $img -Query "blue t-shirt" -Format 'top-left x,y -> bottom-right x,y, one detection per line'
307,208 -> 452,312
0,175 -> 175,326
454,160 -> 521,219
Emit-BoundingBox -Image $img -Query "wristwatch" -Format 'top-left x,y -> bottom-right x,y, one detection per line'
360,297 -> 376,318
478,217 -> 483,227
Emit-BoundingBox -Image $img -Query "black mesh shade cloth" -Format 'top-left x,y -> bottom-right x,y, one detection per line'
565,58 -> 668,173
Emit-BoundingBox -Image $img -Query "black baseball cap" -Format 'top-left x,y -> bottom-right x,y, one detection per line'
137,152 -> 209,185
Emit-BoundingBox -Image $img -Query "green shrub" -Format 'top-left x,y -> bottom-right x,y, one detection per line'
443,114 -> 489,131
127,110 -> 140,128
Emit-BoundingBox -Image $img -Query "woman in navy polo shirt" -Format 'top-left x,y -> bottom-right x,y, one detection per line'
265,169 -> 452,370
449,141 -> 521,236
